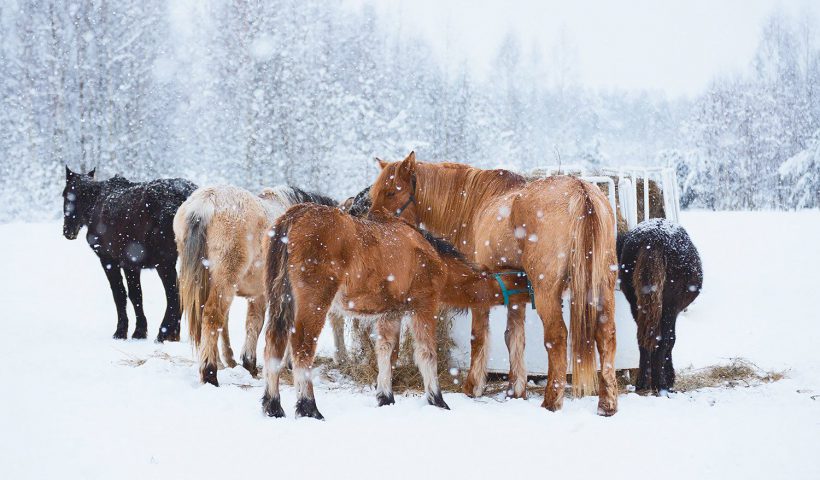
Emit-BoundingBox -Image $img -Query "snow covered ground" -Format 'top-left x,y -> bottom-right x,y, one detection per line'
1,211 -> 818,479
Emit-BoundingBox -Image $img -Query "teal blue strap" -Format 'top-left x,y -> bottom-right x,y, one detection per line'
493,271 -> 535,309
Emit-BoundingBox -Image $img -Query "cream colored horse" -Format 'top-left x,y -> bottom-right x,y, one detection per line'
174,185 -> 341,386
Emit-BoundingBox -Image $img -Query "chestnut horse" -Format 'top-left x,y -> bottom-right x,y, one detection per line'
370,153 -> 619,415
174,185 -> 337,386
617,218 -> 703,394
262,204 -> 530,419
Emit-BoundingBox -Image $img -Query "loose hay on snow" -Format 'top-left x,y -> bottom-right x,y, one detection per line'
673,358 -> 785,391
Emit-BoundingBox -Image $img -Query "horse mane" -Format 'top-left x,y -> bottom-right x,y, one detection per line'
415,162 -> 526,246
420,229 -> 467,262
282,186 -> 337,207
106,175 -> 135,189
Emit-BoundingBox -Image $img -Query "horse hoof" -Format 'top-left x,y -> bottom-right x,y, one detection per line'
132,330 -> 147,340
224,358 -> 238,369
541,396 -> 564,412
155,329 -> 179,343
262,393 -> 286,418
376,392 -> 395,407
505,385 -> 528,400
113,330 -> 128,340
597,400 -> 618,417
241,356 -> 258,377
462,378 -> 485,398
295,398 -> 324,420
201,365 -> 219,387
427,391 -> 450,410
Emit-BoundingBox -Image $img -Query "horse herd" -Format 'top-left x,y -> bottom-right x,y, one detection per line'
62,152 -> 703,419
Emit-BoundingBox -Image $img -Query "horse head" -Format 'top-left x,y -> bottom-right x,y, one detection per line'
370,151 -> 418,224
62,166 -> 96,240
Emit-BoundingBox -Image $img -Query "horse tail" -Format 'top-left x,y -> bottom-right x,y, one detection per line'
266,206 -> 306,352
566,180 -> 617,397
175,194 -> 214,350
634,242 -> 666,350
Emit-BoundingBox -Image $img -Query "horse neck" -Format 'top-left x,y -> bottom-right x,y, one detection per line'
81,180 -> 104,218
415,164 -> 524,252
438,255 -> 500,309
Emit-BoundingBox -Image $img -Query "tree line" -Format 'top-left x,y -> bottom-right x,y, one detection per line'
1,1 -> 818,222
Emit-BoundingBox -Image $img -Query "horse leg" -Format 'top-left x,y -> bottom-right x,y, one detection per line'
653,309 -> 678,395
101,259 -> 129,339
535,294 -> 567,412
594,292 -> 618,416
505,304 -> 527,398
262,308 -> 289,418
291,298 -> 332,420
411,307 -> 449,410
636,346 -> 652,392
219,312 -> 237,369
124,268 -> 148,340
240,295 -> 266,376
462,306 -> 490,398
375,316 -> 401,406
199,286 -> 233,386
156,262 -> 181,342
328,311 -> 348,364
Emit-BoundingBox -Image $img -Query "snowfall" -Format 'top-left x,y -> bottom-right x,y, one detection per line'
1,211 -> 818,479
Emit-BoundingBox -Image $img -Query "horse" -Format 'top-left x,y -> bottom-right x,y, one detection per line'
261,204 -> 531,419
174,185 -> 337,386
369,152 -> 619,416
62,167 -> 197,342
617,218 -> 703,394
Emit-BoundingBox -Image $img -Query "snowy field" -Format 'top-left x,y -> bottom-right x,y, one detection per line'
1,211 -> 819,479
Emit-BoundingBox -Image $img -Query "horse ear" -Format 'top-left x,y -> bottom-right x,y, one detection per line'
375,157 -> 388,170
87,168 -> 96,178
65,166 -> 73,179
399,151 -> 417,176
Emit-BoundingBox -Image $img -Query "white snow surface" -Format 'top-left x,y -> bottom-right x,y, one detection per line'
1,211 -> 819,479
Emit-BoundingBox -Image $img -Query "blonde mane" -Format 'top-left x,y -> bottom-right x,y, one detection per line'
414,162 -> 526,248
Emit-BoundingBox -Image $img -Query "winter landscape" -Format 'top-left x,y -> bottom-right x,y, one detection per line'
1,0 -> 820,479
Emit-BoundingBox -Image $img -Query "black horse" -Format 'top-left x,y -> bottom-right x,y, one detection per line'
617,218 -> 703,394
62,167 -> 197,342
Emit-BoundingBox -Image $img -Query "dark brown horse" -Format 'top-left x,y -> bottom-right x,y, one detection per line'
262,204 -> 529,419
62,167 -> 196,342
370,153 -> 619,415
617,218 -> 703,394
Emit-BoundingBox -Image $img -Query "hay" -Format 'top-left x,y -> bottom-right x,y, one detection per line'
673,358 -> 785,392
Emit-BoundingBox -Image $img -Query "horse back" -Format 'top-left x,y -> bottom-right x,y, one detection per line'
89,177 -> 197,267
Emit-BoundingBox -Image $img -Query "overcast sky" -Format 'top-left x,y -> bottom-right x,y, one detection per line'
344,0 -> 818,98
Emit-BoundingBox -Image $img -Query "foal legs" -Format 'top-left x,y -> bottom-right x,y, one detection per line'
100,258 -> 129,339
463,306 -> 490,397
291,296 -> 333,420
411,308 -> 449,409
156,262 -> 181,342
124,268 -> 148,340
505,303 -> 528,398
240,295 -> 266,376
375,316 -> 401,406
329,311 -> 348,364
